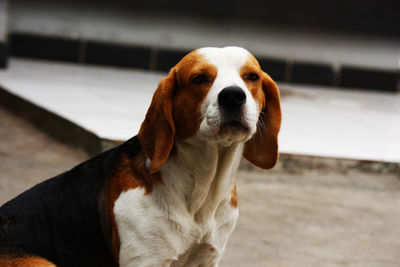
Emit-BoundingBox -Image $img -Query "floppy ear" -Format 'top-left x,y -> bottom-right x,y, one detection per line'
138,69 -> 176,174
243,72 -> 281,169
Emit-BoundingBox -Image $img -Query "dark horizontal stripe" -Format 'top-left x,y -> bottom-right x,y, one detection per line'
0,42 -> 7,68
10,33 -> 80,63
291,62 -> 335,86
155,48 -> 190,72
85,41 -> 151,69
6,33 -> 399,91
257,57 -> 287,81
340,67 -> 399,92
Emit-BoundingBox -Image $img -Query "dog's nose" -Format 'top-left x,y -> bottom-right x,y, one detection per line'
218,86 -> 246,110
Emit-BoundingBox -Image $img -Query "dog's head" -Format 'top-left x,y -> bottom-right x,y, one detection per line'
138,46 -> 281,173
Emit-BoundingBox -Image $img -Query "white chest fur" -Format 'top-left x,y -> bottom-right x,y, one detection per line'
114,139 -> 242,267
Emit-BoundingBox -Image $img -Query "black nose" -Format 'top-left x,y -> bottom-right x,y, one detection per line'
218,86 -> 246,110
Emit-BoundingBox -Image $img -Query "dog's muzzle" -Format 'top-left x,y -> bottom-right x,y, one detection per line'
218,86 -> 246,111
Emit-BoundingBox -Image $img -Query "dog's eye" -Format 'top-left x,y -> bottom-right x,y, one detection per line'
245,73 -> 259,81
192,74 -> 209,85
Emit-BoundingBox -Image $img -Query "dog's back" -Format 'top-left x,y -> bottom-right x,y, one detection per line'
0,137 -> 142,266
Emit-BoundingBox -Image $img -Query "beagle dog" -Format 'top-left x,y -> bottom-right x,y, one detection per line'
0,46 -> 281,266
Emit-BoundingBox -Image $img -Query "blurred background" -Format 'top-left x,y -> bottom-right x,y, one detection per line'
0,0 -> 399,266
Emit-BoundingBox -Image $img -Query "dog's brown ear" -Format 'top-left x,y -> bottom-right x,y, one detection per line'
138,69 -> 176,174
243,72 -> 281,169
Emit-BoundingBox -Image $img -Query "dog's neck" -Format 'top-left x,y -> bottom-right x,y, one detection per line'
159,136 -> 243,222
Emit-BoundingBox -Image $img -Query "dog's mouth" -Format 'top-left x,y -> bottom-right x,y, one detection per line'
199,109 -> 256,143
217,119 -> 250,135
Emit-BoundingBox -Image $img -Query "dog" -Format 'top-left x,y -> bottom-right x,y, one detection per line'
0,46 -> 281,266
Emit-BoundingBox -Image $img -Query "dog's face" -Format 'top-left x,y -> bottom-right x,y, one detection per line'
196,47 -> 263,145
139,46 -> 281,173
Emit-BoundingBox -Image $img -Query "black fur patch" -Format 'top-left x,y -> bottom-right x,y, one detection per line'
0,136 -> 143,267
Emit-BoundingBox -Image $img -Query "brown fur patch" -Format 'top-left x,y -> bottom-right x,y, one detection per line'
138,50 -> 216,173
0,255 -> 55,267
172,51 -> 217,140
230,183 -> 238,208
243,71 -> 281,169
108,152 -> 162,263
239,54 -> 282,169
138,71 -> 176,174
240,56 -> 266,112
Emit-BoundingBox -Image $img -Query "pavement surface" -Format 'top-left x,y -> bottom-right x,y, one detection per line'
0,106 -> 88,204
1,105 -> 400,267
1,58 -> 400,162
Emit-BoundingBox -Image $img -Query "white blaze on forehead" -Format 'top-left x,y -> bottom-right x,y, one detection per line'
197,46 -> 251,95
198,46 -> 250,71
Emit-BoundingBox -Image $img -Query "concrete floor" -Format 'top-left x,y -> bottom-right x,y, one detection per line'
1,106 -> 399,267
0,106 -> 88,204
223,170 -> 400,267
